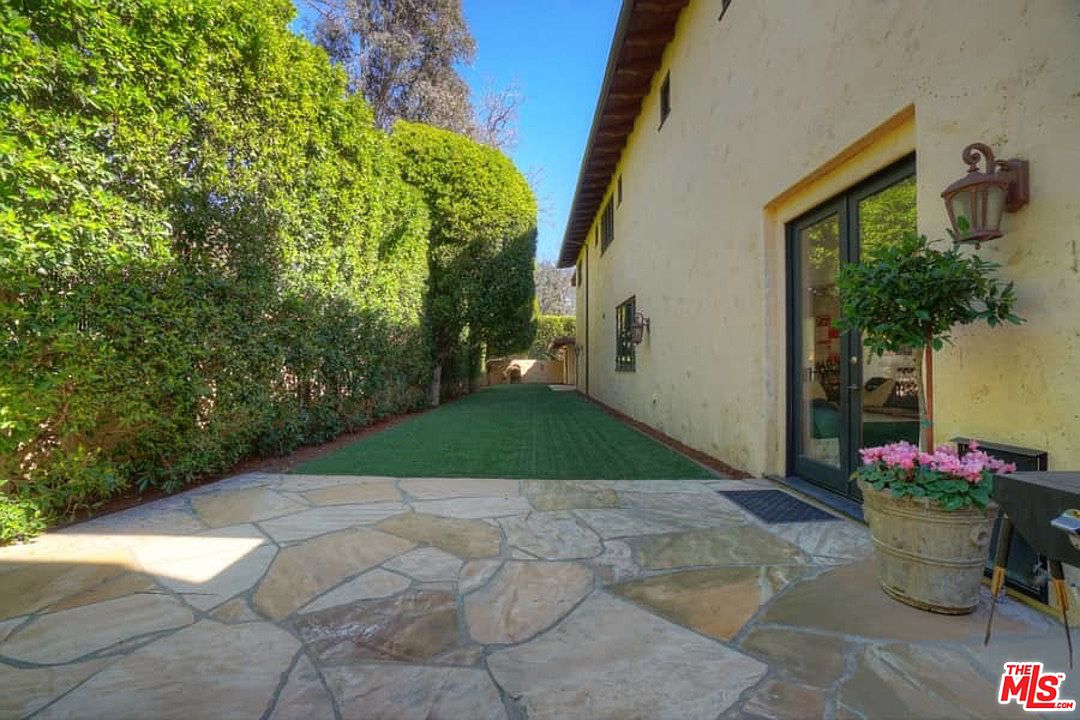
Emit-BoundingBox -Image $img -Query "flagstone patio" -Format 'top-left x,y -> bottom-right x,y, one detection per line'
0,473 -> 1070,719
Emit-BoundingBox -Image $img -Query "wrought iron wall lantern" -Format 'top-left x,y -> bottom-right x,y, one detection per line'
941,142 -> 1029,247
630,312 -> 650,344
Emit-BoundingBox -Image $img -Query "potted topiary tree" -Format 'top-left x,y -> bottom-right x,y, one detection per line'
835,233 -> 1023,613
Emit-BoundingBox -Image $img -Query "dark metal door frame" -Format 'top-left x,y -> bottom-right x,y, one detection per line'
786,155 -> 916,499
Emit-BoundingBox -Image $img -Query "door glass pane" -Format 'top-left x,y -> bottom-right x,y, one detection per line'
857,175 -> 920,448
798,213 -> 841,468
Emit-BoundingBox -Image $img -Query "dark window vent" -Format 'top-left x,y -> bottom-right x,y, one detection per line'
600,199 -> 614,254
659,72 -> 671,128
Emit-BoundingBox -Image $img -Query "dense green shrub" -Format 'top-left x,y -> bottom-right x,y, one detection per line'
0,0 -> 432,532
392,121 -> 538,401
528,315 -> 575,359
835,233 -> 1020,449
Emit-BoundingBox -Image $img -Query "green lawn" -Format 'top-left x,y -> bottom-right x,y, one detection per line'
293,384 -> 713,479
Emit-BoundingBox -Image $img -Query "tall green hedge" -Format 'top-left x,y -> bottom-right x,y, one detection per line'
392,121 -> 538,400
0,0 -> 433,540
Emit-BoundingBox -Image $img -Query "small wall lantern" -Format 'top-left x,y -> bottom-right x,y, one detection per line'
941,142 -> 1029,247
630,312 -> 650,344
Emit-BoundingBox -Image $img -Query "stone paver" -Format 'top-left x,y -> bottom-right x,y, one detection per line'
0,552 -> 133,619
619,490 -> 748,527
758,558 -> 1050,642
410,495 -> 531,519
572,508 -> 688,538
0,615 -> 24,644
65,496 -> 206,536
1,593 -> 193,663
465,561 -> 593,644
301,568 -> 411,612
1,472 -> 1072,720
322,665 -> 506,720
838,643 -> 1026,719
487,592 -> 767,720
302,479 -> 401,505
35,621 -> 298,720
192,487 -> 304,528
633,526 -> 810,570
739,626 -> 848,686
587,539 -> 641,583
48,572 -> 156,612
432,643 -> 485,666
271,474 -> 364,491
528,487 -> 620,511
766,519 -> 873,563
740,679 -> 826,720
267,655 -> 335,720
259,503 -> 408,543
599,480 -> 718,494
253,527 -> 413,619
383,546 -> 464,582
156,531 -> 275,610
458,559 -> 503,593
500,511 -> 602,559
400,477 -> 519,499
376,512 -> 501,558
210,597 -> 264,624
612,566 -> 806,640
0,659 -> 112,719
298,589 -> 461,663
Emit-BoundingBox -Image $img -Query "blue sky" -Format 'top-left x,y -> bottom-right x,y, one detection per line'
292,1 -> 622,262
459,1 -> 621,261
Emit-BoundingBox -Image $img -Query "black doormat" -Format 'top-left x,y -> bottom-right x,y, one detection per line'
718,489 -> 840,524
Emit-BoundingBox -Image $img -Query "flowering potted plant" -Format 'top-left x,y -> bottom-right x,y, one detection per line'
855,441 -> 1016,613
836,232 -> 1023,613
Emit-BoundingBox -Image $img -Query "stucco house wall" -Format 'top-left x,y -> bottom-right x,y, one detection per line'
486,358 -> 565,386
574,0 -> 1080,476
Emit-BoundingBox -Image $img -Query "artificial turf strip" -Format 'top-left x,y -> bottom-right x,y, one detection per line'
293,384 -> 714,479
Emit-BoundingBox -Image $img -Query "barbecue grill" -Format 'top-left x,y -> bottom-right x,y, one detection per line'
987,472 -> 1080,666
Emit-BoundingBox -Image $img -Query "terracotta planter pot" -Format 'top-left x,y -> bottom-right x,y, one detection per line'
858,479 -> 998,614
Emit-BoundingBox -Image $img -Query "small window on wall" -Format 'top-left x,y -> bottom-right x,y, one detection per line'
600,199 -> 614,254
659,71 -> 671,128
617,175 -> 623,206
616,296 -> 636,371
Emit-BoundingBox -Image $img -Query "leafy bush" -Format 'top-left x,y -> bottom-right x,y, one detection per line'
835,234 -> 1020,356
835,233 -> 1021,449
1,0 -> 433,537
0,495 -> 46,545
528,315 -> 575,359
393,121 -> 538,400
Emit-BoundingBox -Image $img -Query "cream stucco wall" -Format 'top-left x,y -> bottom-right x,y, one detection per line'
486,358 -> 565,386
574,0 -> 1080,476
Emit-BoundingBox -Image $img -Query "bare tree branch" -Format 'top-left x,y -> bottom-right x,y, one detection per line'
474,78 -> 522,150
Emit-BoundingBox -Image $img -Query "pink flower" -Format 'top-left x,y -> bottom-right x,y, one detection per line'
857,440 -> 1015,486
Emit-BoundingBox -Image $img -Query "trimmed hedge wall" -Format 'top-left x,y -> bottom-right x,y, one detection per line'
393,121 -> 538,400
1,0 -> 441,540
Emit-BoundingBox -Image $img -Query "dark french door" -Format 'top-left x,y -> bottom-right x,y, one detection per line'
787,157 -> 919,499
